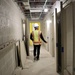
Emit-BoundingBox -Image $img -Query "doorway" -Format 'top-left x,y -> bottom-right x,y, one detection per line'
56,12 -> 61,73
52,15 -> 55,57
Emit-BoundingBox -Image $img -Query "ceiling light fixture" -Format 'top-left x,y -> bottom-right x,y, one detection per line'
46,20 -> 52,24
44,8 -> 48,12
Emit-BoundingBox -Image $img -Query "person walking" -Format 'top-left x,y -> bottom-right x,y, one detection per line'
30,23 -> 47,61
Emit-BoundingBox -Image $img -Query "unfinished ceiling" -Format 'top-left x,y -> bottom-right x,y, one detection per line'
15,0 -> 56,20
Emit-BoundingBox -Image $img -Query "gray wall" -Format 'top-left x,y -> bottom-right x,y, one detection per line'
0,0 -> 25,44
0,44 -> 16,75
0,0 -> 25,75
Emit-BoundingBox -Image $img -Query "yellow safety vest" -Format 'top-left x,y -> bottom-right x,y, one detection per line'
32,30 -> 41,45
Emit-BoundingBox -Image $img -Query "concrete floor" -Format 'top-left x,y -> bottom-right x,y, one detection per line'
14,46 -> 59,75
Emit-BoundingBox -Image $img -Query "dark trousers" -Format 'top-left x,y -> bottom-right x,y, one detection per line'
33,45 -> 41,59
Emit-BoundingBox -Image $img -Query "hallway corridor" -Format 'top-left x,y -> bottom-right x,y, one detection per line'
0,0 -> 75,75
15,46 -> 59,75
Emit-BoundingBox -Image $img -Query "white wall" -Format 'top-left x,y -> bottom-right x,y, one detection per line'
42,12 -> 54,55
41,20 -> 47,48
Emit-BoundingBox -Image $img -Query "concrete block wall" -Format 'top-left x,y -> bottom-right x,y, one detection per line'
0,0 -> 25,45
0,0 -> 25,75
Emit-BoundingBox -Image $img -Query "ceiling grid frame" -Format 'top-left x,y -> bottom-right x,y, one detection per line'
15,0 -> 56,20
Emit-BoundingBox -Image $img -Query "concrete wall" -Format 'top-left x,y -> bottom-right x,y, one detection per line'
0,0 -> 25,75
0,0 -> 25,44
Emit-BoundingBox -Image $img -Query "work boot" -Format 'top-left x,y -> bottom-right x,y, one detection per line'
37,57 -> 39,60
34,56 -> 37,61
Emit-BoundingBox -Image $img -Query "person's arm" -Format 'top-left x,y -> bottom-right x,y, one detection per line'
30,33 -> 33,41
40,33 -> 47,43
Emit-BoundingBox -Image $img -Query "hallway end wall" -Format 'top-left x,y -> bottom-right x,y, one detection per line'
28,20 -> 43,46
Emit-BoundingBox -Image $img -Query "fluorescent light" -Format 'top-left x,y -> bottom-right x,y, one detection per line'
31,18 -> 39,20
44,8 -> 48,12
23,24 -> 25,34
30,9 -> 42,12
46,20 -> 52,30
46,20 -> 52,24
23,2 -> 29,5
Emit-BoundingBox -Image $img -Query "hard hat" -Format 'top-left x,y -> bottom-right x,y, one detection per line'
34,23 -> 39,28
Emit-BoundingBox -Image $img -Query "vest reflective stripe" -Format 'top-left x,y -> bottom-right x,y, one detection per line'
32,30 -> 41,45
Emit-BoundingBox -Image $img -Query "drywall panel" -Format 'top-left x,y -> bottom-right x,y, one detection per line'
42,12 -> 55,57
